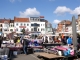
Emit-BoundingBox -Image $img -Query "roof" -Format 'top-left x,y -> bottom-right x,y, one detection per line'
14,17 -> 29,22
0,19 -> 10,23
10,20 -> 14,23
40,16 -> 44,18
40,19 -> 45,22
44,20 -> 48,23
58,20 -> 71,25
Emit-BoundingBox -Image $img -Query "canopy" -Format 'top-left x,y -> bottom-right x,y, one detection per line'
16,31 -> 23,34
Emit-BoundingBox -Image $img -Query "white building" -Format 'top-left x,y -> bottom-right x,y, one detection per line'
9,20 -> 14,32
14,17 -> 31,33
30,17 -> 45,34
0,16 -> 53,35
2,20 -> 11,34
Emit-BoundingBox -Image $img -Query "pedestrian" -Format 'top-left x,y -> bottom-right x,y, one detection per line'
23,38 -> 30,55
0,36 -> 3,47
67,36 -> 72,46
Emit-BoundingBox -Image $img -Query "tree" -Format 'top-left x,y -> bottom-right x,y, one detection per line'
21,28 -> 25,34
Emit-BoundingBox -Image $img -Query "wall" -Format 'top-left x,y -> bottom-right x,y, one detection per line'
14,22 -> 31,32
66,25 -> 78,32
31,22 -> 45,34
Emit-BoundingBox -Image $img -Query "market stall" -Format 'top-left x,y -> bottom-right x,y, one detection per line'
1,39 -> 23,59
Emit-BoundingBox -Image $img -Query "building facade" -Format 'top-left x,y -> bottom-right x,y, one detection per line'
57,20 -> 71,33
0,16 -> 53,35
78,14 -> 80,30
9,20 -> 14,32
0,20 -> 3,32
45,20 -> 53,34
2,19 -> 10,33
30,17 -> 45,34
14,17 -> 30,33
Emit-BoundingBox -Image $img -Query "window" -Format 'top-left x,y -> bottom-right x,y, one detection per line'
43,29 -> 45,31
27,24 -> 29,26
10,29 -> 13,31
38,28 -> 39,31
41,29 -> 42,31
35,18 -> 37,20
0,29 -> 2,31
21,23 -> 22,26
4,29 -> 7,31
31,28 -> 34,31
41,28 -> 44,31
31,23 -> 40,26
16,28 -> 18,31
13,25 -> 14,27
24,24 -> 26,26
0,24 -> 2,27
30,18 -> 33,20
34,28 -> 37,31
11,25 -> 13,27
38,19 -> 39,21
16,23 -> 18,26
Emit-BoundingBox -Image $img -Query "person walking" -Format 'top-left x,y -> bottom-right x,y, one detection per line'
23,38 -> 30,55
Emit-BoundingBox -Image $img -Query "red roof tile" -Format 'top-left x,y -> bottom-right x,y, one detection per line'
0,19 -> 10,23
14,17 -> 29,22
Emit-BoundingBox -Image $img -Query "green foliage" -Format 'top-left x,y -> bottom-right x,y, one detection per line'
21,28 -> 25,34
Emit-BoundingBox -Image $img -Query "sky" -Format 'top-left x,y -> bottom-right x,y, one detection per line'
0,0 -> 80,28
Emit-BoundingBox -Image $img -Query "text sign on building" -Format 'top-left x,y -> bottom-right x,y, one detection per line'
19,26 -> 26,28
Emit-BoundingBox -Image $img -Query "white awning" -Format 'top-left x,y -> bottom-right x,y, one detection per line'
3,31 -> 11,34
16,32 -> 23,34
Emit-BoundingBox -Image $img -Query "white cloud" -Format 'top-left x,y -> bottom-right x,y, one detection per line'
53,19 -> 61,24
70,6 -> 80,15
9,0 -> 21,3
54,6 -> 80,15
19,7 -> 40,17
54,6 -> 71,15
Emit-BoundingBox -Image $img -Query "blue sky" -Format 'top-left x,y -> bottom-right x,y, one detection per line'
0,0 -> 80,28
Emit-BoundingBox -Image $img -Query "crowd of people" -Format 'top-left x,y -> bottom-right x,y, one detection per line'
0,33 -> 80,56
43,35 -> 73,46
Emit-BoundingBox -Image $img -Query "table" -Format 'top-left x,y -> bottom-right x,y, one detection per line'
7,47 -> 23,59
34,52 -> 64,59
8,47 -> 22,50
43,43 -> 61,47
30,46 -> 43,49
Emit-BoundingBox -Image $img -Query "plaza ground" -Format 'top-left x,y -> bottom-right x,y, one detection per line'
13,54 -> 41,60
